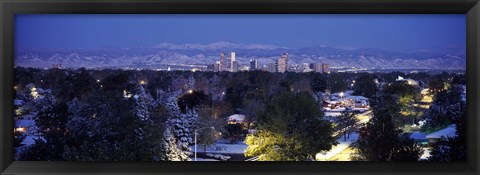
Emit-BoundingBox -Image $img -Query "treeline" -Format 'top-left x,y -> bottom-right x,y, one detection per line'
13,67 -> 465,161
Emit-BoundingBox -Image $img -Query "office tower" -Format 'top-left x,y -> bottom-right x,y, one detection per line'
219,52 -> 225,71
281,52 -> 288,71
276,54 -> 287,73
267,63 -> 276,73
232,61 -> 239,72
250,60 -> 258,70
230,52 -> 236,72
310,63 -> 322,73
322,63 -> 330,73
214,61 -> 221,72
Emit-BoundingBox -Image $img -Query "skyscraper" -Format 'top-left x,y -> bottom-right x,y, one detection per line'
230,52 -> 236,72
219,52 -> 225,71
276,53 -> 288,73
250,60 -> 258,70
311,63 -> 322,73
322,63 -> 330,73
281,52 -> 288,71
214,61 -> 221,72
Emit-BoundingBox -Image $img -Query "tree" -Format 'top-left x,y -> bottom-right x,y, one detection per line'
177,90 -> 210,113
196,107 -> 223,156
310,73 -> 327,92
337,110 -> 359,141
353,74 -> 378,98
225,123 -> 245,143
156,128 -> 188,161
383,81 -> 422,125
422,85 -> 463,133
245,91 -> 337,161
428,102 -> 466,161
20,94 -> 70,161
327,73 -> 348,93
354,93 -> 422,161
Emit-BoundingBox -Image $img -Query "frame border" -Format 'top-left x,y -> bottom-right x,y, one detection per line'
1,0 -> 479,175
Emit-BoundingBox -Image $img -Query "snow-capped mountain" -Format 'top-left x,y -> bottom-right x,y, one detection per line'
14,42 -> 466,70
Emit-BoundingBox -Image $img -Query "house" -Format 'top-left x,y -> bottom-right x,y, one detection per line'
345,96 -> 369,108
227,114 -> 247,124
409,131 -> 429,146
396,76 -> 419,86
425,124 -> 457,145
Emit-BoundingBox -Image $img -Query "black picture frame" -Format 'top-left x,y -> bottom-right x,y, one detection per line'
1,0 -> 479,174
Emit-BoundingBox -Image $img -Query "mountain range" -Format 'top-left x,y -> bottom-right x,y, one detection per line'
15,42 -> 466,70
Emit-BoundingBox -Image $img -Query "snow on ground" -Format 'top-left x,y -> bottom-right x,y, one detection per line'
190,141 -> 248,154
316,133 -> 359,161
324,112 -> 342,117
420,148 -> 432,160
193,158 -> 219,161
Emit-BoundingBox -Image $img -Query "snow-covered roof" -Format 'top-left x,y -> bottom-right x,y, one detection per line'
410,131 -> 428,140
325,101 -> 338,104
14,99 -> 24,106
228,114 -> 246,122
426,124 -> 457,139
346,96 -> 369,101
16,119 -> 35,127
21,135 -> 45,146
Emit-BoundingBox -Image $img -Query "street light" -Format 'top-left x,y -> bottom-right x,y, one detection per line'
194,126 -> 215,161
339,92 -> 344,103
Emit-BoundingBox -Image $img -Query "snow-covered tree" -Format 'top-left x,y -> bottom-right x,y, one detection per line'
157,90 -> 197,159
186,75 -> 195,90
133,86 -> 155,121
156,128 -> 189,161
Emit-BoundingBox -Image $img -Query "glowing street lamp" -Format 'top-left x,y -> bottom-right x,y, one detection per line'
188,89 -> 194,94
140,80 -> 146,85
194,127 -> 215,161
339,92 -> 344,103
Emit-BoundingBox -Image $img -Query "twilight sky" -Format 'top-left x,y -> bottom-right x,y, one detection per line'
15,14 -> 466,52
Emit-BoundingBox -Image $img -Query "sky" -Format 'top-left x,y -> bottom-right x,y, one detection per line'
15,14 -> 466,52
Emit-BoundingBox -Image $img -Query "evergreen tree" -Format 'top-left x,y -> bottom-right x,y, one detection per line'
352,74 -> 378,98
422,85 -> 463,133
156,128 -> 187,161
354,94 -> 422,161
20,94 -> 70,161
428,102 -> 466,161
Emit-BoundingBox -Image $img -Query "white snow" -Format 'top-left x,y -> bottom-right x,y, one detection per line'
190,142 -> 247,154
14,99 -> 25,106
193,158 -> 219,161
346,96 -> 368,101
16,119 -> 35,128
316,133 -> 359,161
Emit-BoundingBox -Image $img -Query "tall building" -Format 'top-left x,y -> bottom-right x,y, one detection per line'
266,63 -> 276,73
310,63 -> 322,73
250,60 -> 258,70
322,63 -> 330,73
276,56 -> 287,73
219,52 -> 226,71
281,52 -> 288,70
230,52 -> 236,72
214,61 -> 221,72
232,61 -> 239,72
